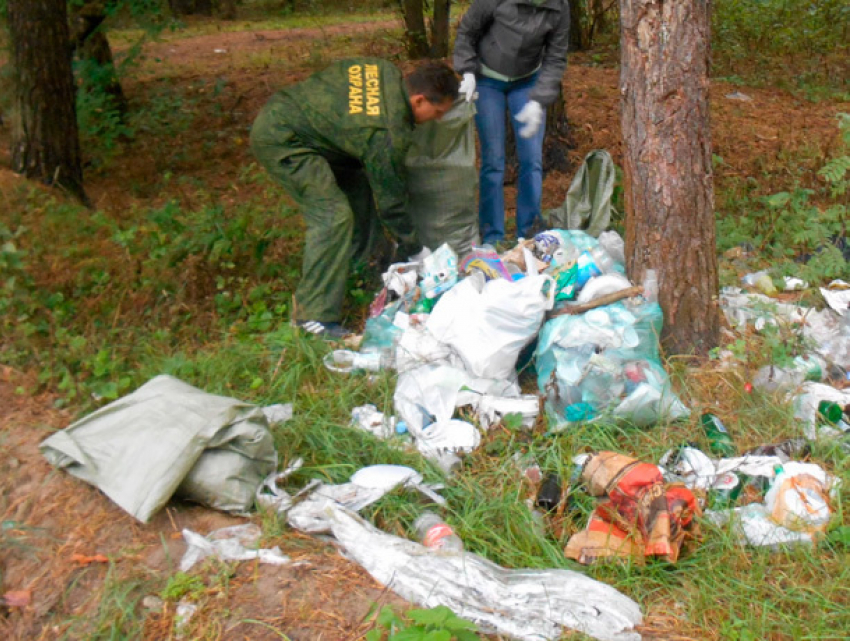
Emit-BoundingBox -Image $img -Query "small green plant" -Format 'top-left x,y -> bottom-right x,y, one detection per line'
818,112 -> 850,199
75,57 -> 134,164
365,605 -> 480,641
713,0 -> 849,92
716,113 -> 850,285
160,572 -> 206,601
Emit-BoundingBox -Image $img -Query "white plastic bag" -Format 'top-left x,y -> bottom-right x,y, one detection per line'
394,364 -> 519,436
764,462 -> 834,533
180,524 -> 290,571
427,273 -> 555,380
313,504 -> 643,641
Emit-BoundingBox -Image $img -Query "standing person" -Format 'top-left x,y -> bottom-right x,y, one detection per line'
250,59 -> 458,338
453,0 -> 570,246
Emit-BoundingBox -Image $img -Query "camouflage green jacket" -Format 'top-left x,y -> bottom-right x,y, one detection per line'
260,58 -> 415,230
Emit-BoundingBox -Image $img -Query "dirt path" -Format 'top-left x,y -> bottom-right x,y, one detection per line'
0,365 -> 405,640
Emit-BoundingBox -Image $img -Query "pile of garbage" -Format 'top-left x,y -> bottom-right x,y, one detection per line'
342,229 -> 689,466
35,226 -> 850,640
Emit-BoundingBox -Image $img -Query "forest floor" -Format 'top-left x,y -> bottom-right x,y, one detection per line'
1,11 -> 849,641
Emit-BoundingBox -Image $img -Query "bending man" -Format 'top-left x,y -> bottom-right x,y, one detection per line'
251,58 -> 458,337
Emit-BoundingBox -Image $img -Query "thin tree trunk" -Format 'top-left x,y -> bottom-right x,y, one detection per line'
219,0 -> 237,20
429,0 -> 451,59
8,0 -> 87,204
620,0 -> 719,355
170,0 -> 213,16
400,0 -> 429,59
70,2 -> 127,118
569,0 -> 587,51
543,86 -> 574,174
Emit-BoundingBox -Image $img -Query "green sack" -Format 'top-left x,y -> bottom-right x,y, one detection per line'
545,149 -> 617,237
406,99 -> 479,258
40,375 -> 278,522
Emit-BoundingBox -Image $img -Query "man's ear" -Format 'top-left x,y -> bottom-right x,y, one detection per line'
409,94 -> 427,110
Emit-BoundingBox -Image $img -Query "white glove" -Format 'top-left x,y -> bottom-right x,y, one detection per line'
459,73 -> 477,102
408,246 -> 432,264
515,100 -> 544,139
409,246 -> 432,278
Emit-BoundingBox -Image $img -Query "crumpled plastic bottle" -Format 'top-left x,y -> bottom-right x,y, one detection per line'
751,355 -> 828,392
413,512 -> 464,553
323,350 -> 390,374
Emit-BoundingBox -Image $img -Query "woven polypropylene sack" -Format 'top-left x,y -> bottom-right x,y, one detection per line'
406,100 -> 479,257
40,375 -> 278,522
545,149 -> 617,237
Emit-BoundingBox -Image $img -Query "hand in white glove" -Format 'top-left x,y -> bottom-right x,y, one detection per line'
459,73 -> 477,102
409,246 -> 432,277
515,100 -> 544,139
408,246 -> 432,265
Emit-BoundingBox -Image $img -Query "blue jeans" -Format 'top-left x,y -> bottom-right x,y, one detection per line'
475,74 -> 546,245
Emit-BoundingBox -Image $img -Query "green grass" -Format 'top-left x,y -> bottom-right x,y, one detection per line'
3,5 -> 850,639
107,4 -> 399,48
55,564 -> 153,641
5,176 -> 850,641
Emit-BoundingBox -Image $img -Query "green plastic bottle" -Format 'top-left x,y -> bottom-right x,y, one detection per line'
817,400 -> 843,425
700,413 -> 737,457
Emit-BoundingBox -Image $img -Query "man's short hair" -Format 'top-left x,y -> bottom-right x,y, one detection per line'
406,62 -> 459,104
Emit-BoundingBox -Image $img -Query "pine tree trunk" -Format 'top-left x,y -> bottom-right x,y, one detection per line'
399,0 -> 429,60
428,0 -> 451,59
620,0 -> 719,355
8,0 -> 87,204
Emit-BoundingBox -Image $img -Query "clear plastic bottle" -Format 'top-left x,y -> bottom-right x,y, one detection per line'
574,246 -> 615,289
593,245 -> 615,271
642,269 -> 659,304
752,354 -> 827,392
413,512 -> 464,553
322,349 -> 391,374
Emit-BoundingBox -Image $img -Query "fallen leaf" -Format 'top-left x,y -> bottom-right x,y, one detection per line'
71,553 -> 109,566
1,590 -> 32,607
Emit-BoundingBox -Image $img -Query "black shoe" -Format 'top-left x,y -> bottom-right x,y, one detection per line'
294,320 -> 352,339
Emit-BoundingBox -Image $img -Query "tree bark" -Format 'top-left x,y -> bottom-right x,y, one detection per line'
219,0 -> 237,20
569,0 -> 587,51
70,1 -> 127,118
399,0 -> 429,59
542,86 -> 574,174
620,0 -> 719,355
429,0 -> 451,59
8,0 -> 87,204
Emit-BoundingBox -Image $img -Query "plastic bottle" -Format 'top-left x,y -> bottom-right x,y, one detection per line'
413,512 -> 464,553
707,471 -> 742,509
817,400 -> 844,425
536,474 -> 562,512
751,355 -> 828,392
700,413 -> 736,457
574,246 -> 614,289
323,349 -> 390,374
642,269 -> 659,304
741,270 -> 778,295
